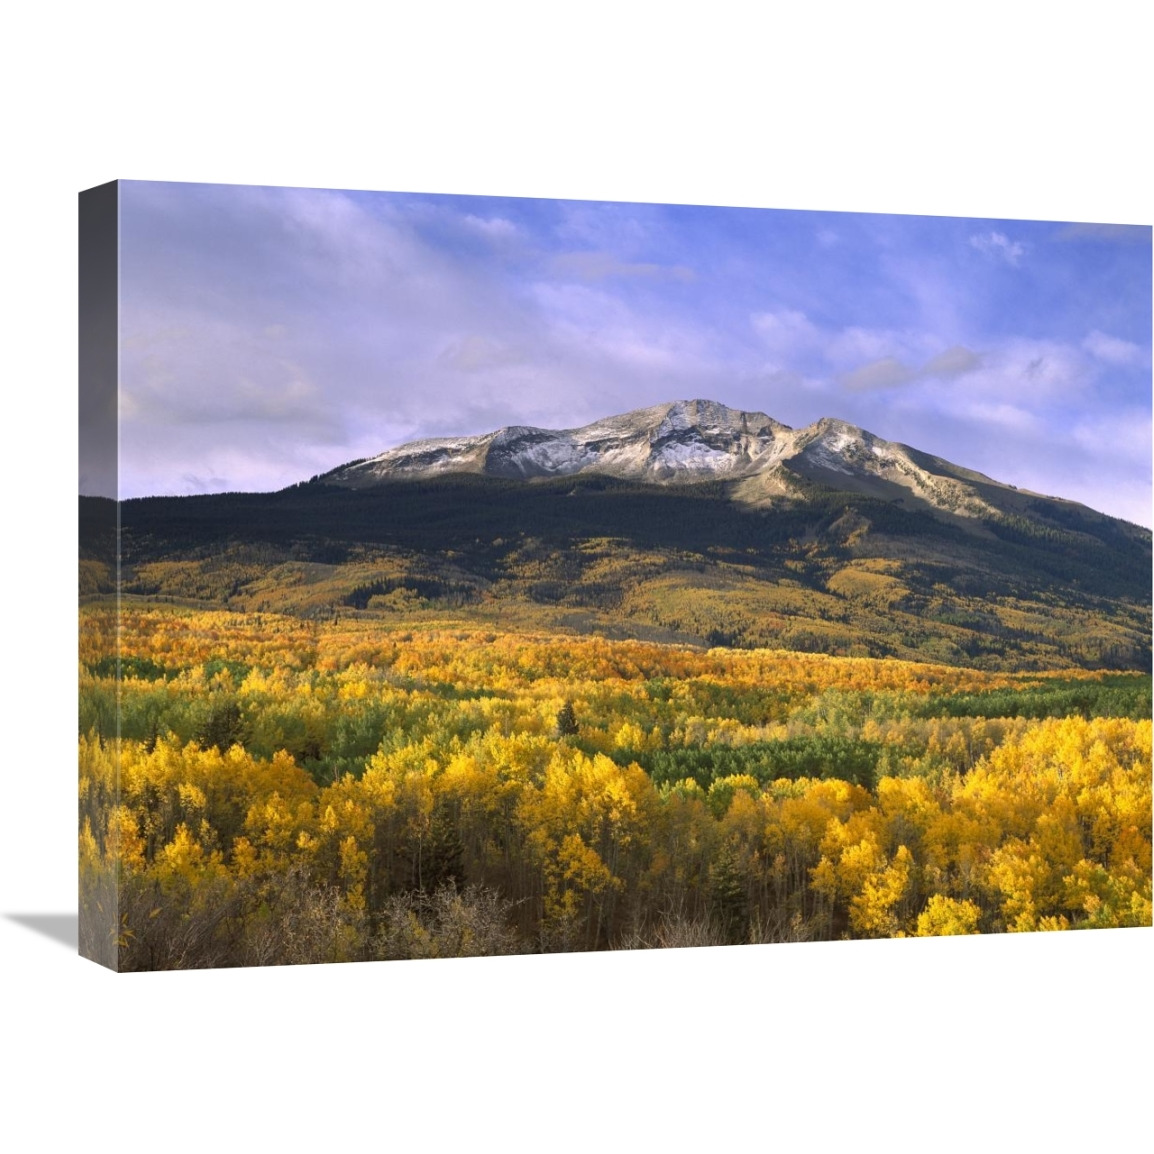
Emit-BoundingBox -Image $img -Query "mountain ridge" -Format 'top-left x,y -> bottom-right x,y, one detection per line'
316,398 -> 1117,533
95,399 -> 1150,673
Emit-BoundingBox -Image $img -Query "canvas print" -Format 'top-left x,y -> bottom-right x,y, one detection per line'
79,181 -> 1152,971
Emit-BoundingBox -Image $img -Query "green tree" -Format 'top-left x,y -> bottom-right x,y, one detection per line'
556,702 -> 579,738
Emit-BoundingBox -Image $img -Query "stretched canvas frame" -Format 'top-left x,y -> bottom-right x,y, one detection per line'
79,180 -> 1152,971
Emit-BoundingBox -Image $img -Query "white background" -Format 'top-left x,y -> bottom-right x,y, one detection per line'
1,3 -> 1149,1150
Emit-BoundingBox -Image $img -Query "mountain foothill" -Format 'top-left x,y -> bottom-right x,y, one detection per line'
82,399 -> 1152,672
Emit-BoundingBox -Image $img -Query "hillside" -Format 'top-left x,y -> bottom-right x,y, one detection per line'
97,468 -> 1150,673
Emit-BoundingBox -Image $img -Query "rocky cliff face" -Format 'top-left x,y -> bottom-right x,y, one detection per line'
325,400 -> 779,483
318,398 -> 1024,522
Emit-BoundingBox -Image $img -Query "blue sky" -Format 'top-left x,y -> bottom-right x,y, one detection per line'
115,180 -> 1152,525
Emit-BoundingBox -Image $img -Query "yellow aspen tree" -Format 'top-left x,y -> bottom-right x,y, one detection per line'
914,894 -> 982,936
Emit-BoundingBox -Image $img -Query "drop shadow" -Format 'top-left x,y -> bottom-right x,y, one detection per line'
7,913 -> 78,951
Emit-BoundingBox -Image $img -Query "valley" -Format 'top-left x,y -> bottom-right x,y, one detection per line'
78,399 -> 1153,967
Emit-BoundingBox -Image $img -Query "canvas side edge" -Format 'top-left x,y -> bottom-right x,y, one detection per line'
79,180 -> 121,970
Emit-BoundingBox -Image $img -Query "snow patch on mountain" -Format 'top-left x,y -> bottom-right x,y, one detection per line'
320,398 -> 1010,520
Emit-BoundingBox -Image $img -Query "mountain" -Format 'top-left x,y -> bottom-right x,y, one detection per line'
323,399 -> 793,486
111,400 -> 1152,672
316,398 -> 1103,531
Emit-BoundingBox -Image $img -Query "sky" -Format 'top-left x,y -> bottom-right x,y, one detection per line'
107,180 -> 1152,525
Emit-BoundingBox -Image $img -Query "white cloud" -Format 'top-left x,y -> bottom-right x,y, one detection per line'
754,312 -> 985,395
943,399 -> 1041,434
438,334 -> 526,372
826,325 -> 936,369
837,345 -> 980,395
941,339 -> 1092,401
527,281 -> 728,398
554,202 -> 653,252
1082,329 -> 1144,367
751,309 -> 822,359
1071,411 -> 1152,464
969,230 -> 1025,266
922,346 -> 982,378
551,251 -> 694,282
461,214 -> 520,241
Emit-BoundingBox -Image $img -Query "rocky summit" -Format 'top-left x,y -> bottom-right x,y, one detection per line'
318,398 -> 1071,526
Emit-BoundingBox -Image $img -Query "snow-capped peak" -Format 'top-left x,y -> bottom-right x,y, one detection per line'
318,399 -> 1005,519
